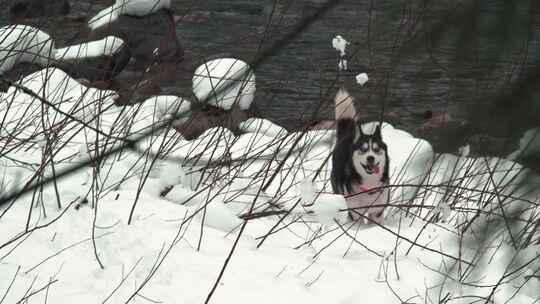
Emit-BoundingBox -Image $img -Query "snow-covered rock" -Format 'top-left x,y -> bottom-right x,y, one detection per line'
125,95 -> 192,133
278,128 -> 335,157
136,126 -> 235,165
88,0 -> 171,30
54,36 -> 131,80
89,8 -> 183,63
0,67 -> 119,158
508,127 -> 540,160
0,25 -> 55,74
355,72 -> 369,86
458,144 -> 470,157
193,58 -> 256,111
151,95 -> 191,122
332,35 -> 349,56
88,5 -> 121,30
116,0 -> 171,16
55,36 -> 125,60
238,118 -> 287,137
229,132 -> 279,160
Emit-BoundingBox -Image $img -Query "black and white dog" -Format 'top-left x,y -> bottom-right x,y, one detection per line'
331,88 -> 390,223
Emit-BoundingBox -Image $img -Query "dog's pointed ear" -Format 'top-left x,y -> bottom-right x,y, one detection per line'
358,123 -> 364,136
373,124 -> 382,139
354,123 -> 364,141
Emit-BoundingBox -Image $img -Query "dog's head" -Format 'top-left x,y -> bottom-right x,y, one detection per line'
331,88 -> 390,194
351,124 -> 389,182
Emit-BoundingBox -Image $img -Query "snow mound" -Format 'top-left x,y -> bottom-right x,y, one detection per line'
87,5 -> 121,30
0,25 -> 55,74
369,122 -> 434,205
192,190 -> 243,232
137,127 -> 235,165
423,154 -> 540,225
229,132 -> 281,159
120,95 -> 192,141
0,105 -> 539,304
150,95 -> 191,124
193,58 -> 256,111
0,67 -> 119,158
88,0 -> 172,30
508,127 -> 540,160
111,95 -> 190,145
239,118 -> 287,137
55,36 -> 125,60
299,179 -> 348,227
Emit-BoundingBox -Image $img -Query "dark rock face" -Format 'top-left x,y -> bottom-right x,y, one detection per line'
112,77 -> 163,106
212,3 -> 264,15
466,133 -> 516,157
177,104 -> 251,140
309,120 -> 335,130
521,156 -> 540,174
90,9 -> 184,66
9,0 -> 69,19
0,62 -> 43,92
1,0 -> 538,168
54,44 -> 132,81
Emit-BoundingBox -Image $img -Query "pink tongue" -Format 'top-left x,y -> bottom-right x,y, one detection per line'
373,165 -> 380,174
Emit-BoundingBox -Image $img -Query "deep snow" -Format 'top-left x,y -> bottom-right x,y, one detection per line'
0,30 -> 538,300
1,78 -> 538,302
1,6 -> 538,304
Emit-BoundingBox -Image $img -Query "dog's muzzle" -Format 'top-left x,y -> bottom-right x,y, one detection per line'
362,162 -> 380,174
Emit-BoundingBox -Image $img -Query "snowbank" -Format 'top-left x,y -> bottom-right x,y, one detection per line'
0,87 -> 538,304
0,188 -> 430,304
0,25 -> 55,74
0,68 -> 119,154
192,58 -> 256,111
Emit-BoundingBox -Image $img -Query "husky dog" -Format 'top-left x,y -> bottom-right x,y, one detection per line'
331,88 -> 390,223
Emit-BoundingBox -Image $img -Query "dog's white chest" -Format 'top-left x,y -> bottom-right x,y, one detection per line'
346,182 -> 388,222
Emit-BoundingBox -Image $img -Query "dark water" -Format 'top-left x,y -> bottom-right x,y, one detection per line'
2,0 -> 539,158
170,0 -> 538,138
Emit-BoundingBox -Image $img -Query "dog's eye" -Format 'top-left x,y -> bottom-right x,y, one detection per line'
373,147 -> 381,153
353,143 -> 369,153
359,144 -> 369,153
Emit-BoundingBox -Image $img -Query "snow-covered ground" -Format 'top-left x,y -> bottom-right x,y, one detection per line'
1,66 -> 539,303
